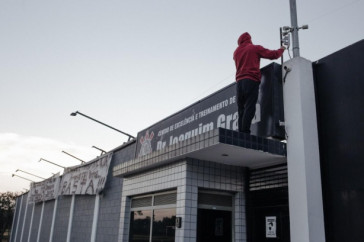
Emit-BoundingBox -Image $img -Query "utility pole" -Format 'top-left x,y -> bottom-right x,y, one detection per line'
283,2 -> 326,242
289,0 -> 300,57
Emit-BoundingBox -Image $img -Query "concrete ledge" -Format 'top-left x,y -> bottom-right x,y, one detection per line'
113,128 -> 286,177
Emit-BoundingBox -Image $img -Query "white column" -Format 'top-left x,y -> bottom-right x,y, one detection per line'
283,57 -> 326,242
90,194 -> 100,242
27,203 -> 35,242
66,195 -> 76,242
36,202 -> 45,242
49,198 -> 58,242
19,197 -> 30,242
11,195 -> 23,242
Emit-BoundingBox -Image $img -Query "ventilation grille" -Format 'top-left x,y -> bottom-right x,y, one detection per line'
131,192 -> 177,208
198,193 -> 232,207
249,164 -> 288,191
131,196 -> 152,208
154,193 -> 177,206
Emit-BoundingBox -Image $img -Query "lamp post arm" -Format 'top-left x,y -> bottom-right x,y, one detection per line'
39,158 -> 66,169
62,151 -> 85,164
12,174 -> 35,182
74,111 -> 135,141
16,169 -> 45,180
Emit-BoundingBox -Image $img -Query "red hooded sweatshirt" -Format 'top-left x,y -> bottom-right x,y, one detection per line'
234,32 -> 284,82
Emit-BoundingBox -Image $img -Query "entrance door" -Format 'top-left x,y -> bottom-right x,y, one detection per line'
247,164 -> 290,242
197,191 -> 233,242
197,209 -> 232,242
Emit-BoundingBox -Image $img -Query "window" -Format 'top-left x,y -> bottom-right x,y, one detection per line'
129,192 -> 177,242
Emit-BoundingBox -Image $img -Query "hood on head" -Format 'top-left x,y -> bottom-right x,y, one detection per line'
238,32 -> 252,45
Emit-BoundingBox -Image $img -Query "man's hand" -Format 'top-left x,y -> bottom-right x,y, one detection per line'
280,46 -> 286,50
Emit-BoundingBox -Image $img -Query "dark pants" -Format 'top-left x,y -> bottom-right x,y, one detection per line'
236,79 -> 260,133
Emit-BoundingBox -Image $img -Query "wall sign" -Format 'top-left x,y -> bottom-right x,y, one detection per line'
136,63 -> 284,157
266,216 -> 277,238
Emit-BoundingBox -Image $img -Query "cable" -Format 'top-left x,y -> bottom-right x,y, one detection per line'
287,46 -> 292,60
306,0 -> 362,23
182,72 -> 235,107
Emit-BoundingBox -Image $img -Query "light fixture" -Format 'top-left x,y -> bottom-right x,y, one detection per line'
62,150 -> 85,164
70,110 -> 135,141
39,158 -> 66,169
12,174 -> 35,182
92,145 -> 107,155
15,169 -> 45,180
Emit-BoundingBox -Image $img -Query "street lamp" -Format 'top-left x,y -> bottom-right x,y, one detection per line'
12,174 -> 35,182
15,169 -> 45,180
92,145 -> 107,155
62,150 -> 85,164
70,111 -> 135,141
39,158 -> 66,169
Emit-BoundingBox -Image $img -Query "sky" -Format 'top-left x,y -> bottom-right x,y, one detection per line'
1,0 -> 363,193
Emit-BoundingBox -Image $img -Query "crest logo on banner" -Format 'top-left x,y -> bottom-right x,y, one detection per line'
138,130 -> 154,157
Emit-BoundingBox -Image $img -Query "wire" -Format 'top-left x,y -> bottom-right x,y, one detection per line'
182,72 -> 235,107
306,0 -> 362,23
287,45 -> 292,59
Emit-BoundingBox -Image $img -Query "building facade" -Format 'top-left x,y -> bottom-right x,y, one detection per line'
10,40 -> 364,242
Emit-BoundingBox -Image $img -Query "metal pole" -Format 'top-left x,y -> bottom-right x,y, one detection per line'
16,169 -> 45,180
92,146 -> 107,155
289,0 -> 300,57
12,174 -> 35,182
27,203 -> 35,242
62,151 -> 85,164
66,194 -> 75,242
90,194 -> 100,242
39,158 -> 66,169
36,202 -> 45,242
9,196 -> 19,242
71,111 -> 135,141
49,198 -> 58,242
20,195 -> 29,242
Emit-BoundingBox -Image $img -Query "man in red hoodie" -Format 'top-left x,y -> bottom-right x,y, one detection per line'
234,32 -> 285,133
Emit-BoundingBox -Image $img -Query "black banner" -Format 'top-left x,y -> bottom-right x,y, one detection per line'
136,63 -> 284,157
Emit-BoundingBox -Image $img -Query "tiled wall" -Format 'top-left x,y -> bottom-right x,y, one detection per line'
18,201 -> 32,242
10,195 -> 21,242
11,197 -> 54,242
10,143 -> 136,242
39,200 -> 55,241
28,202 -> 42,241
71,195 -> 95,241
10,142 -> 248,242
118,161 -> 188,241
96,143 -> 135,242
185,159 -> 247,242
52,196 -> 72,242
12,193 -> 28,242
118,158 -> 247,242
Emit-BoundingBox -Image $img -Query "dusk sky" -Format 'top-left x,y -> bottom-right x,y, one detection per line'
1,0 -> 363,192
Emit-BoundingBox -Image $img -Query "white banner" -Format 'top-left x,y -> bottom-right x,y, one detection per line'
59,153 -> 113,195
28,174 -> 61,203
